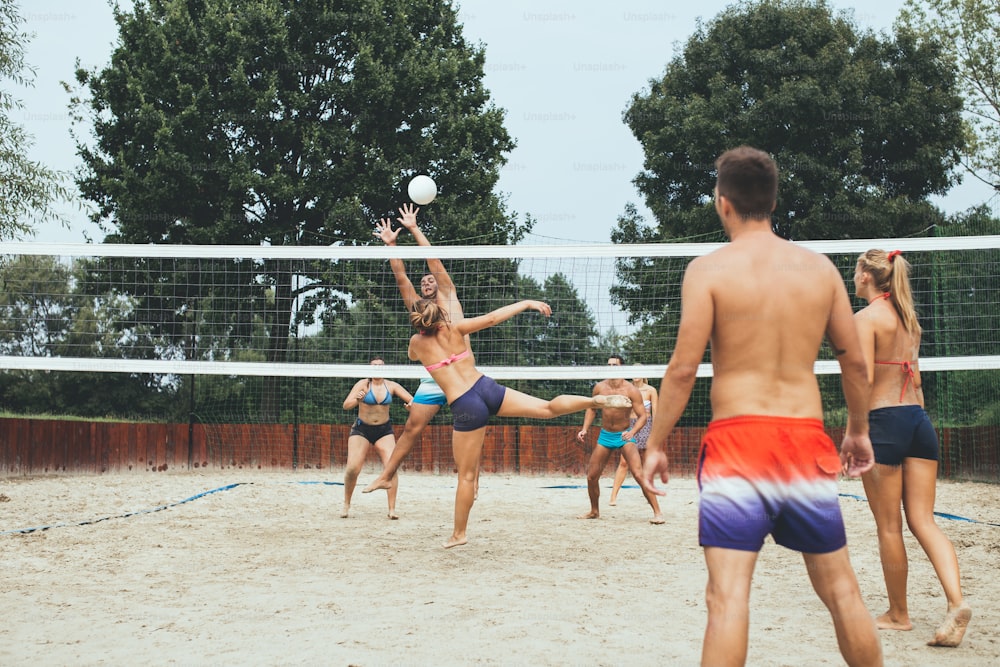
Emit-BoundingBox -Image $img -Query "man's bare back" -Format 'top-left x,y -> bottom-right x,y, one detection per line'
689,230 -> 846,420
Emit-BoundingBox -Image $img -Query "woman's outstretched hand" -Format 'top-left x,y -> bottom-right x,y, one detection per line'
523,300 -> 551,317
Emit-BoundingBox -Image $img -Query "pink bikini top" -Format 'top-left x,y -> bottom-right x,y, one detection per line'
424,348 -> 470,372
871,292 -> 915,402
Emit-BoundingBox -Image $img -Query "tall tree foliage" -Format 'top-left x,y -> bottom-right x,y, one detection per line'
0,0 -> 71,239
72,0 -> 525,418
0,255 -> 179,418
611,1 -> 970,426
901,0 -> 1000,190
620,0 -> 965,246
613,0 -> 967,332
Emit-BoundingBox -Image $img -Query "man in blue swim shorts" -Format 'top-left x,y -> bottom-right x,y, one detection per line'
576,356 -> 664,524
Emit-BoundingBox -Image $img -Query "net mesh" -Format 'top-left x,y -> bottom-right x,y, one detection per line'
1,237 -> 998,480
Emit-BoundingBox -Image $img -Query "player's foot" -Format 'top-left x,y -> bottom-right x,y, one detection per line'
363,477 -> 392,493
443,534 -> 468,549
340,504 -> 350,518
609,498 -> 617,506
596,394 -> 632,409
388,511 -> 399,520
577,510 -> 599,519
874,612 -> 912,631
650,514 -> 665,525
928,603 -> 971,647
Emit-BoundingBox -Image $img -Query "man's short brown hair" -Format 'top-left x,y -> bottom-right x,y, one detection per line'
715,146 -> 778,220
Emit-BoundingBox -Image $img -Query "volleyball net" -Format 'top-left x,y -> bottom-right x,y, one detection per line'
1,236 -> 998,479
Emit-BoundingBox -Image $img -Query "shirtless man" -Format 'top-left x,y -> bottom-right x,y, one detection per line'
641,146 -> 882,666
363,203 -> 471,494
577,355 -> 664,524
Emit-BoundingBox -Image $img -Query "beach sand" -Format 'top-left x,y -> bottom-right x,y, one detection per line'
1,470 -> 997,665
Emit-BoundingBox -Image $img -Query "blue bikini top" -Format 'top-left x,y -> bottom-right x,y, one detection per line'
362,380 -> 392,405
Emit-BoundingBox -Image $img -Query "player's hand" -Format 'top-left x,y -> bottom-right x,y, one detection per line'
576,429 -> 587,443
525,300 -> 551,317
374,218 -> 401,245
640,447 -> 670,496
839,433 -> 875,477
397,203 -> 419,229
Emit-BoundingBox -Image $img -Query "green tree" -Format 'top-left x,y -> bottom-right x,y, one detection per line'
622,0 -> 965,244
0,0 -> 71,239
613,0 -> 966,324
0,255 -> 76,357
0,254 -> 178,418
901,0 -> 1000,190
497,273 -> 599,408
72,0 -> 526,419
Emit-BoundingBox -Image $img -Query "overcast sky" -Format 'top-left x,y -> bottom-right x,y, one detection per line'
17,0 -> 998,245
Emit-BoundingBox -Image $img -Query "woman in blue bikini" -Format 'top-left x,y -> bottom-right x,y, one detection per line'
341,357 -> 414,519
854,248 -> 971,647
408,298 -> 630,548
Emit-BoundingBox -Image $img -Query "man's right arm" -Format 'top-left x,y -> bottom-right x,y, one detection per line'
642,259 -> 714,493
647,260 -> 714,453
375,217 -> 419,310
577,407 -> 597,442
397,205 -> 462,319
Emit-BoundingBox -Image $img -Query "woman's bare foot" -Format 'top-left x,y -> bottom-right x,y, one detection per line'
595,394 -> 631,409
362,477 -> 391,493
388,511 -> 399,520
340,504 -> 350,518
609,498 -> 617,506
928,603 -> 972,647
443,534 -> 467,549
875,612 -> 912,631
577,510 -> 599,519
649,514 -> 665,525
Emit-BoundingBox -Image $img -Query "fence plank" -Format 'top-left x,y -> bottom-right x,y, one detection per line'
0,418 -> 996,481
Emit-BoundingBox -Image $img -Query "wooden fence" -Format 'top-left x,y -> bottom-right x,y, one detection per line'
0,418 -> 997,481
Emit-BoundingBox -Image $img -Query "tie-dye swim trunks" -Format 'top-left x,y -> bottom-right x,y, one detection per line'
697,415 -> 846,554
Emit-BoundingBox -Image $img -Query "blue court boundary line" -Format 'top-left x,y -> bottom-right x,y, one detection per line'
838,493 -> 1000,527
1,480 -> 344,536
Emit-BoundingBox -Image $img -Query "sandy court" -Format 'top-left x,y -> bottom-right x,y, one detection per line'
1,470 -> 997,666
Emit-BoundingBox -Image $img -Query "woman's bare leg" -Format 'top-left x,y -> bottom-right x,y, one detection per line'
861,463 -> 911,630
623,444 -> 663,523
902,457 -> 971,646
342,435 -> 370,518
445,428 -> 485,548
497,387 -> 622,420
373,435 -> 400,519
364,403 -> 440,492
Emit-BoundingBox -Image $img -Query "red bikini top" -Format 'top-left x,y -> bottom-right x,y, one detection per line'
871,293 -> 914,402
